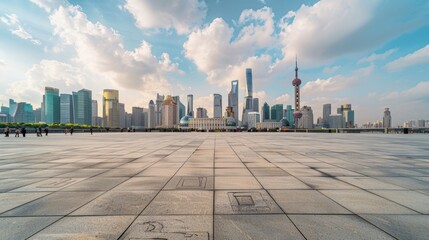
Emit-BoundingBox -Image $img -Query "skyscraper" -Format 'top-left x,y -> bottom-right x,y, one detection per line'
187,94 -> 194,117
248,112 -> 260,129
72,89 -> 92,125
299,106 -> 314,129
132,107 -> 144,127
242,68 -> 253,127
322,104 -> 331,128
103,89 -> 119,128
9,99 -> 16,122
286,105 -> 294,128
178,101 -> 186,120
173,96 -> 182,124
292,57 -> 302,128
383,108 -> 392,128
162,95 -> 177,128
148,100 -> 155,128
337,104 -> 354,128
155,93 -> 164,127
271,104 -> 284,122
262,102 -> 270,122
119,103 -> 126,129
228,80 -> 239,124
213,93 -> 222,118
60,94 -> 74,124
12,102 -> 34,123
44,87 -> 60,124
196,107 -> 208,118
92,100 -> 98,126
252,98 -> 259,112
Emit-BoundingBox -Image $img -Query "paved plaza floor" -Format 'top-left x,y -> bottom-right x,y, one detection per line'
0,132 -> 428,239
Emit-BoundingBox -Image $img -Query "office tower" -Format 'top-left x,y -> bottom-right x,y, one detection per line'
187,94 -> 194,116
173,96 -> 181,124
92,100 -> 98,126
329,114 -> 344,128
242,69 -> 253,127
103,89 -> 119,128
132,107 -> 144,127
12,102 -> 34,123
60,94 -> 74,124
261,102 -> 270,122
72,89 -> 92,125
196,107 -> 208,118
383,108 -> 392,128
162,95 -> 177,128
322,104 -> 331,128
148,100 -> 155,128
248,112 -> 260,129
252,98 -> 259,112
299,106 -> 313,129
44,87 -> 60,124
1,106 -> 10,122
155,93 -> 164,127
213,93 -> 222,118
179,101 -> 186,120
271,104 -> 284,122
292,57 -> 302,128
126,113 -> 132,128
337,104 -> 355,128
143,109 -> 148,128
9,99 -> 16,122
417,120 -> 425,128
228,80 -> 239,124
41,96 -> 45,122
286,105 -> 294,128
119,103 -> 126,128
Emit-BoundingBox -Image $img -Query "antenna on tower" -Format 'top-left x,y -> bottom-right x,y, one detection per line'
295,55 -> 298,78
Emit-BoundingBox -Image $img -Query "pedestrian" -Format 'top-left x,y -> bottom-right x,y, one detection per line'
70,127 -> 74,135
90,127 -> 93,135
21,127 -> 26,137
44,127 -> 49,136
5,126 -> 9,137
15,128 -> 20,137
38,126 -> 42,137
64,128 -> 68,135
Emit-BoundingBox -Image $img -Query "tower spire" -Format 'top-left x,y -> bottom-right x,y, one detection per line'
295,55 -> 298,78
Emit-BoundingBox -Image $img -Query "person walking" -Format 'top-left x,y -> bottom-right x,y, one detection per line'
90,127 -> 93,135
15,128 -> 20,137
5,126 -> 9,137
44,127 -> 49,136
64,128 -> 68,135
38,126 -> 42,137
70,127 -> 74,135
21,127 -> 26,137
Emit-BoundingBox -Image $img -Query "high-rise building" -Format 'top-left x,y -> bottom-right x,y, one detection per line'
162,95 -> 177,128
213,93 -> 222,118
228,80 -> 239,124
252,98 -> 259,112
196,107 -> 208,118
9,99 -> 16,122
44,87 -> 60,124
1,105 -> 10,122
292,57 -> 302,128
271,104 -> 284,122
119,103 -> 126,129
148,100 -> 155,128
143,109 -> 148,128
329,114 -> 344,128
248,112 -> 260,129
173,96 -> 182,124
299,106 -> 313,129
155,93 -> 164,127
178,101 -> 186,120
322,104 -> 331,128
41,96 -> 45,122
132,107 -> 144,127
92,100 -> 98,126
286,105 -> 294,128
242,69 -> 253,127
60,94 -> 74,124
126,113 -> 132,128
12,102 -> 34,123
72,89 -> 92,125
103,89 -> 119,128
34,108 -> 42,122
383,108 -> 392,128
262,102 -> 270,122
337,104 -> 354,128
187,94 -> 194,117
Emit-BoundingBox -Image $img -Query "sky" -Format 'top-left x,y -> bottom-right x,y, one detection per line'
0,0 -> 428,126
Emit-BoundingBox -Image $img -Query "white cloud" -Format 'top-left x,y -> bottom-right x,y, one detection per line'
124,0 -> 207,35
279,0 -> 428,64
302,65 -> 374,95
385,44 -> 429,71
273,93 -> 290,105
0,14 -> 18,26
380,81 -> 429,102
30,0 -> 61,13
1,13 -> 41,45
11,26 -> 41,45
184,7 -> 277,87
323,65 -> 341,74
359,48 -> 397,63
0,59 -> 5,66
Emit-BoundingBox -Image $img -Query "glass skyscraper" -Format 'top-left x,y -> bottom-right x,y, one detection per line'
286,105 -> 294,128
228,80 -> 239,124
322,104 -> 331,128
73,89 -> 92,125
187,94 -> 193,116
242,69 -> 253,127
103,89 -> 119,128
44,87 -> 60,124
213,93 -> 222,118
271,104 -> 284,122
60,94 -> 74,124
262,102 -> 270,121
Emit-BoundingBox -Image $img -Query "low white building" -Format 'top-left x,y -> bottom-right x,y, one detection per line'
248,112 -> 260,129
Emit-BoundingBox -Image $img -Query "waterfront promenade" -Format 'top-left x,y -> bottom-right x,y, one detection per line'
0,133 -> 428,239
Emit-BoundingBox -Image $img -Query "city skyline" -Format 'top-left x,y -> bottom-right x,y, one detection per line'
0,0 -> 428,126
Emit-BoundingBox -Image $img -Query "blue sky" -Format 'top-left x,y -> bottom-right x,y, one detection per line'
0,0 -> 428,126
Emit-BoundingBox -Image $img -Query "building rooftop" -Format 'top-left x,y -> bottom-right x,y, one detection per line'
0,132 -> 428,239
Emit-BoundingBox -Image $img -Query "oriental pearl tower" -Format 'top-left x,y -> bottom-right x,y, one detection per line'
292,56 -> 302,128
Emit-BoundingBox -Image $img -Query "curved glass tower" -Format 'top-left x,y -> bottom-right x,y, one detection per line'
103,89 -> 119,128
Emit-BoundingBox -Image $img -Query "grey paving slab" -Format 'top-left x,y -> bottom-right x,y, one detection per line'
338,176 -> 405,190
164,176 -> 214,190
113,176 -> 169,190
215,215 -> 305,240
0,178 -> 45,192
29,216 -> 135,239
72,190 -> 157,215
0,217 -> 61,240
289,215 -> 395,240
60,177 -> 128,191
256,176 -> 311,189
321,190 -> 418,214
215,190 -> 283,214
299,176 -> 359,189
12,178 -> 86,192
370,190 -> 429,214
143,190 -> 213,215
360,215 -> 429,240
2,191 -> 103,216
215,176 -> 262,189
120,215 -> 213,240
0,192 -> 50,213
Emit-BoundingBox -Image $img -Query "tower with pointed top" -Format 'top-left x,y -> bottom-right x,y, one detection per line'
292,57 -> 302,128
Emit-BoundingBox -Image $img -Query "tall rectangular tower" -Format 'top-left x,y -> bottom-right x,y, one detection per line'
44,87 -> 60,124
228,80 -> 239,125
213,93 -> 222,118
103,89 -> 119,128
